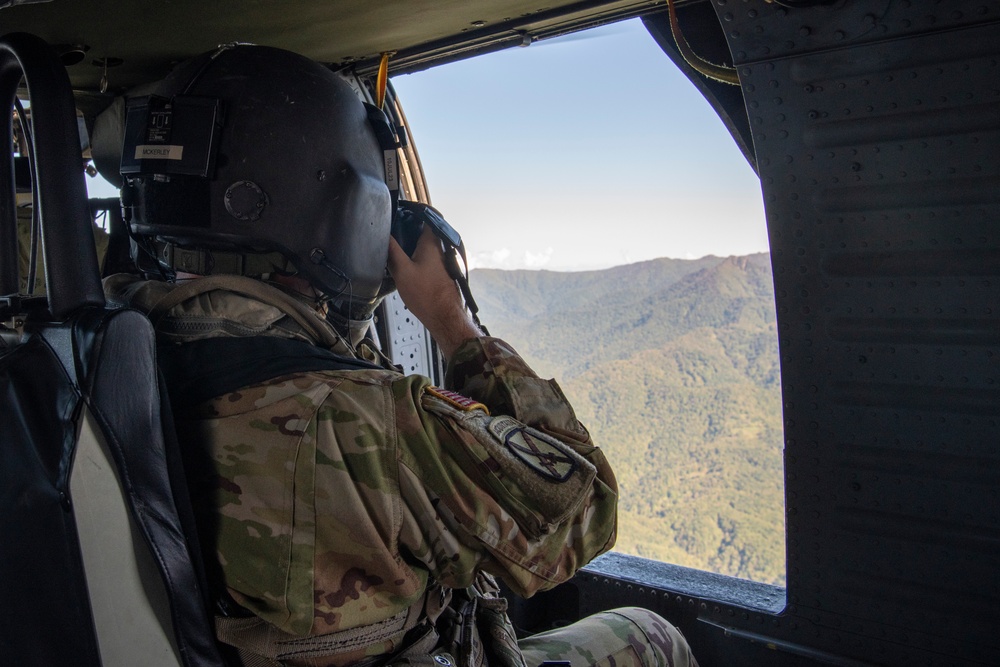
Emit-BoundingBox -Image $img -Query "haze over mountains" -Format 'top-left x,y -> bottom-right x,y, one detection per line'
471,253 -> 786,585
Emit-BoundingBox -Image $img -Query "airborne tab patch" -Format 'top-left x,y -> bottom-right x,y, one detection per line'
426,387 -> 489,414
488,416 -> 576,483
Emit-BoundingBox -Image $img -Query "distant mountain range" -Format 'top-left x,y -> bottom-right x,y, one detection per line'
471,253 -> 786,585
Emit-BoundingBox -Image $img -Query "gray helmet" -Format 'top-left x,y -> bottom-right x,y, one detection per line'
121,44 -> 398,320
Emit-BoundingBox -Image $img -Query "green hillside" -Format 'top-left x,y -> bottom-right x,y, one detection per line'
471,254 -> 786,585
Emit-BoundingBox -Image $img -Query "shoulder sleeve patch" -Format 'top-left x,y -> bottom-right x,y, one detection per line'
420,393 -> 597,540
426,386 -> 490,415
487,416 -> 576,482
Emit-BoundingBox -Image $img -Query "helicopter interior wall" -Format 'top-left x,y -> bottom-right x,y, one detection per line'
519,2 -> 999,666
736,2 -> 999,664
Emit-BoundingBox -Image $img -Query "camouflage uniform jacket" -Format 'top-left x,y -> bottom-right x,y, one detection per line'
104,275 -> 618,647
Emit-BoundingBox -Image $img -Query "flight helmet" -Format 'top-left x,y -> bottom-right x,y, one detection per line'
121,44 -> 399,321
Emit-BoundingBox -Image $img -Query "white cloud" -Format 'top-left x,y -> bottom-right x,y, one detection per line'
523,247 -> 554,268
468,247 -> 511,269
468,247 -> 556,270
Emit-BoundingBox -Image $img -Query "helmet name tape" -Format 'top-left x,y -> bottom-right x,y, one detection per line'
134,145 -> 184,160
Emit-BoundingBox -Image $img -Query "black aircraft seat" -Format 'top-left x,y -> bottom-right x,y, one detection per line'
0,32 -> 226,667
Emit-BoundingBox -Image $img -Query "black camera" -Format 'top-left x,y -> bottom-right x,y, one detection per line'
391,201 -> 463,257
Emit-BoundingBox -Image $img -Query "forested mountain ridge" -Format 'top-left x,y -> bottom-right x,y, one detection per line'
470,253 -> 786,585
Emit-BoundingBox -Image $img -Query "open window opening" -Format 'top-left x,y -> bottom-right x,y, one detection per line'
393,17 -> 786,589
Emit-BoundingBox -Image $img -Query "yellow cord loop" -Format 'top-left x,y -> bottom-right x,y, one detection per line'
376,52 -> 390,109
665,0 -> 740,85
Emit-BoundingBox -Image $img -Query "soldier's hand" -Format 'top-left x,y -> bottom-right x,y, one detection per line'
387,226 -> 482,360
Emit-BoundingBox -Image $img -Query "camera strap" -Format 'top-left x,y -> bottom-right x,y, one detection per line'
442,241 -> 487,334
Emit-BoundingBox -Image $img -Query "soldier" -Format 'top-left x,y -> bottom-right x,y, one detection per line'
101,44 -> 697,667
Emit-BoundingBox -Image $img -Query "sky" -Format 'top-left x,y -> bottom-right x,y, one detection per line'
86,18 -> 767,272
390,18 -> 767,271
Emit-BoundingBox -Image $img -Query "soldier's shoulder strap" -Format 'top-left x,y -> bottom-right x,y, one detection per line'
147,274 -> 347,350
159,335 -> 383,409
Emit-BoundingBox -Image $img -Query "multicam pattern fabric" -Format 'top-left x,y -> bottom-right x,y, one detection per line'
190,335 -> 618,639
107,276 -> 698,667
106,276 -> 619,642
519,607 -> 698,667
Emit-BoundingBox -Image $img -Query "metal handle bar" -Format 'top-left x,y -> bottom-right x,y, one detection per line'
0,32 -> 104,318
